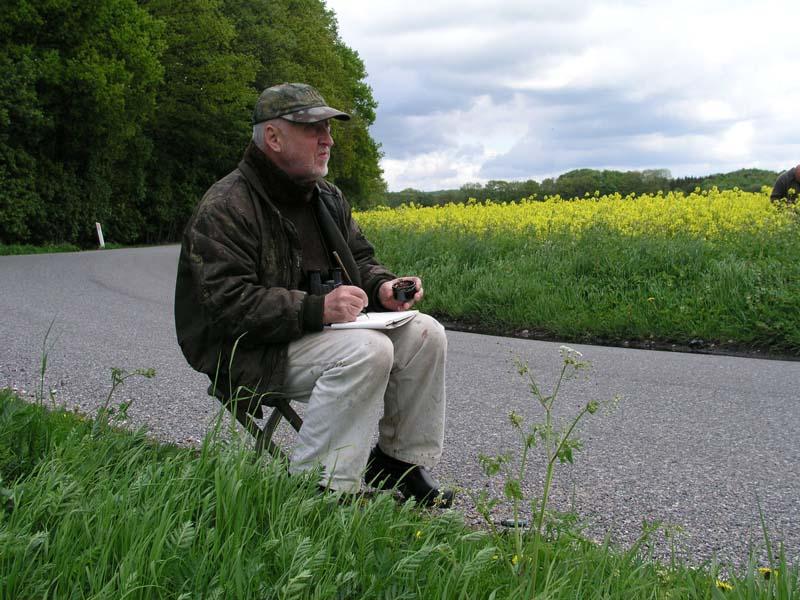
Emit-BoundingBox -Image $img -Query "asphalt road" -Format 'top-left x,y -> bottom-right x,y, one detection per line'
1,246 -> 798,567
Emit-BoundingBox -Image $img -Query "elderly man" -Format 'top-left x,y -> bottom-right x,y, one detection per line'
770,165 -> 800,203
174,83 -> 451,506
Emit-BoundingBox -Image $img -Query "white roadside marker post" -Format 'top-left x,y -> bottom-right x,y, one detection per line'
95,222 -> 105,248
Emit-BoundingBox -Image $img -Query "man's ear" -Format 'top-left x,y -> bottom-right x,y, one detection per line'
264,122 -> 282,153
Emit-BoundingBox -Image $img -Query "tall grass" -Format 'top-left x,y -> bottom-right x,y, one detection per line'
1,389 -> 797,598
357,193 -> 800,354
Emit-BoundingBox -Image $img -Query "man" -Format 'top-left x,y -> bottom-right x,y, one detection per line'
174,83 -> 452,506
770,165 -> 800,203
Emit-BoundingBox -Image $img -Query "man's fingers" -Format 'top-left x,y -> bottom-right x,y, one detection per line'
322,285 -> 368,324
333,284 -> 367,302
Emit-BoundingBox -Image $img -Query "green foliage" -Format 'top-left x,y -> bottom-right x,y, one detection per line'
0,243 -> 82,256
1,388 -> 796,597
1,0 -> 385,246
0,0 -> 165,246
362,214 -> 800,355
142,0 -> 258,243
222,0 -> 385,207
93,366 -> 156,436
672,169 -> 779,194
476,347 -> 616,571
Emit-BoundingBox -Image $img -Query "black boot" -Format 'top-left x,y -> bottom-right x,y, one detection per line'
364,445 -> 454,508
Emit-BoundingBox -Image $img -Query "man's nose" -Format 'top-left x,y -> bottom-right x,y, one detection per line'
320,129 -> 334,147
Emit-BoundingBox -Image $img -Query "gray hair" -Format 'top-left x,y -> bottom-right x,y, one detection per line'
252,119 -> 288,152
252,122 -> 267,151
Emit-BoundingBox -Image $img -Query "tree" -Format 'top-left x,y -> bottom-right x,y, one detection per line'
555,169 -> 605,200
141,0 -> 257,242
222,0 -> 385,207
0,45 -> 44,243
0,0 -> 164,245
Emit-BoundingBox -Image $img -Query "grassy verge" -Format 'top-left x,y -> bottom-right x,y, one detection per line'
0,243 -> 126,256
357,194 -> 800,355
0,243 -> 83,256
1,389 -> 796,599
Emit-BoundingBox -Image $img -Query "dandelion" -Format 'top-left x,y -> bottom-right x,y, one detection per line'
758,567 -> 778,579
415,530 -> 422,539
716,579 -> 734,591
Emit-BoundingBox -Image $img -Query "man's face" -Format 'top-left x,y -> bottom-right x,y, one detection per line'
271,119 -> 334,184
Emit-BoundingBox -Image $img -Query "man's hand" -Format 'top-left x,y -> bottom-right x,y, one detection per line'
323,285 -> 368,324
378,276 -> 424,311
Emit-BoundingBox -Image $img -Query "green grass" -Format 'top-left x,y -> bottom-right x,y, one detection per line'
0,243 -> 83,256
0,243 -> 127,256
364,224 -> 800,355
1,389 -> 796,599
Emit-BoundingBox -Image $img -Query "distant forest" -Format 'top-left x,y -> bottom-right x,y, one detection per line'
377,168 -> 782,207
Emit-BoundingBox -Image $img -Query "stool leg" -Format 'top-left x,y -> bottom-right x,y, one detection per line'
229,398 -> 304,461
275,399 -> 303,432
260,406 -> 286,458
235,404 -> 285,460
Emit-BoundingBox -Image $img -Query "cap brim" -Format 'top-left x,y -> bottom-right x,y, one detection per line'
281,105 -> 351,123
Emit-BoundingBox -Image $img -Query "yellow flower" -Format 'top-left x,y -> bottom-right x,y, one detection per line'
415,530 -> 422,539
758,567 -> 777,579
716,579 -> 734,591
356,188 -> 790,245
511,554 -> 519,566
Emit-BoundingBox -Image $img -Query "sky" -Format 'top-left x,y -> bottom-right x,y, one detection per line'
324,0 -> 800,192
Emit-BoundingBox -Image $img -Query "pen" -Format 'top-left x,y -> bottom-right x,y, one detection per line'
331,251 -> 352,284
332,251 -> 368,318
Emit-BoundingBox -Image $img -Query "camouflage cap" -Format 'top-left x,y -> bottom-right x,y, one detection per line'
252,83 -> 350,124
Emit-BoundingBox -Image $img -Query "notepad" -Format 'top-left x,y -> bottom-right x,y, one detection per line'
327,310 -> 418,330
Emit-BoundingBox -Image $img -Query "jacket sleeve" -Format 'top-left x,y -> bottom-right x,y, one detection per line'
182,185 -> 317,346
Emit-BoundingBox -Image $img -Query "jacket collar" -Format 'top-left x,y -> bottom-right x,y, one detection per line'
240,142 -> 318,204
237,144 -> 362,288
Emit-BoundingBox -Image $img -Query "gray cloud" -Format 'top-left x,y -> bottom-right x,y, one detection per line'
328,0 -> 800,190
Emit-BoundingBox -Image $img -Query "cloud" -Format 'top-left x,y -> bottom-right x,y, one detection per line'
327,0 -> 800,190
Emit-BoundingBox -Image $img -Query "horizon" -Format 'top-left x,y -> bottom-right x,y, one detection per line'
377,165 -> 782,194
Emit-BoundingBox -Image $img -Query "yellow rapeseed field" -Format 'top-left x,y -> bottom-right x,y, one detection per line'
356,188 -> 793,240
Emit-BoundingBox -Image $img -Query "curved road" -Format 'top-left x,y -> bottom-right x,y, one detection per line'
1,246 -> 798,567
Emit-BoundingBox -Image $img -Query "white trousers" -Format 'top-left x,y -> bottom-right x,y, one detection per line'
283,313 -> 447,492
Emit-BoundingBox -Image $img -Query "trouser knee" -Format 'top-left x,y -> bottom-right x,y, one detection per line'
350,330 -> 394,377
410,313 -> 447,356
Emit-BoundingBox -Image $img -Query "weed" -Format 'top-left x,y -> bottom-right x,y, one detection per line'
475,346 -> 619,578
92,366 -> 156,435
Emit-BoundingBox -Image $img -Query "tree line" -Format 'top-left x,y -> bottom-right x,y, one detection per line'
378,168 -> 780,208
1,0 -> 385,247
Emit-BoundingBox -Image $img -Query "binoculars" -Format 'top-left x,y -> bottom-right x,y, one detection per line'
309,269 -> 343,295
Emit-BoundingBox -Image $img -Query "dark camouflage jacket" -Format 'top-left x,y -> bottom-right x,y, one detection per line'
770,168 -> 799,204
174,144 -> 395,410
